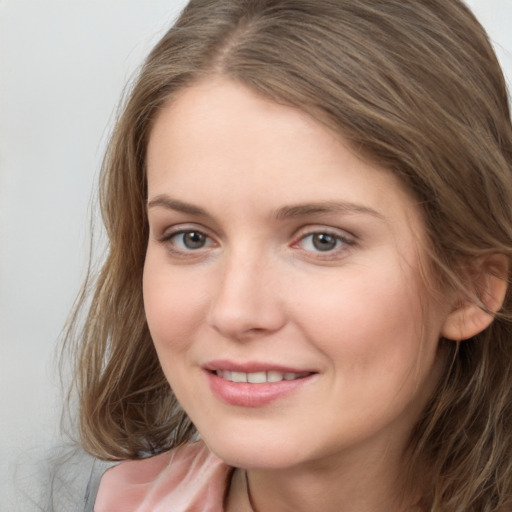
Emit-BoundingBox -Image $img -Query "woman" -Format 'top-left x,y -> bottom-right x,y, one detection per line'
67,0 -> 512,510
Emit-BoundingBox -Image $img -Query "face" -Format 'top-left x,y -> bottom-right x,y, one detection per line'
143,78 -> 451,471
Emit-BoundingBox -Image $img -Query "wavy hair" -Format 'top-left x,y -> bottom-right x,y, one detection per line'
65,1 -> 512,509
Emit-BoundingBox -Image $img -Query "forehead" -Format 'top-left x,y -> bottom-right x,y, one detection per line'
146,78 -> 423,237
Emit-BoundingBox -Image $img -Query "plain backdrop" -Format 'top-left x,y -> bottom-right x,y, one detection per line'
1,0 -> 511,508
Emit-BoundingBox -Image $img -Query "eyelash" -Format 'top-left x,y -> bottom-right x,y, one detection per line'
293,229 -> 355,258
159,228 -> 215,255
158,226 -> 355,259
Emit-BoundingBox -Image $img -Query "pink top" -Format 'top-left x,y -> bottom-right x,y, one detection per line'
94,441 -> 240,512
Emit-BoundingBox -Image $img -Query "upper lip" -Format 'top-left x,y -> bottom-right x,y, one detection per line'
202,359 -> 316,374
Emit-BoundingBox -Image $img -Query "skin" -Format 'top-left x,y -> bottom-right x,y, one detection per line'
143,78 -> 456,512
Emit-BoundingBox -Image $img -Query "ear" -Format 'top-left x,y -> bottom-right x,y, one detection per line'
441,254 -> 509,341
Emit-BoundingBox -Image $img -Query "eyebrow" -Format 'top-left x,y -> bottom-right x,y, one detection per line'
147,195 -> 209,216
147,195 -> 385,221
274,202 -> 385,221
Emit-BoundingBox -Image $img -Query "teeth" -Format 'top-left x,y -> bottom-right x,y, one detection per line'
231,371 -> 247,383
247,371 -> 267,383
267,371 -> 283,383
216,370 -> 309,383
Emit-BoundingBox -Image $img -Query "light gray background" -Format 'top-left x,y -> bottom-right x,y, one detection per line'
1,0 -> 511,507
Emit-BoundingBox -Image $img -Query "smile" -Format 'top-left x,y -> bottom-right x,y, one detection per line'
205,364 -> 317,407
215,370 -> 311,383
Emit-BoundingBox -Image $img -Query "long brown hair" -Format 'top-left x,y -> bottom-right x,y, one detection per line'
66,1 -> 512,509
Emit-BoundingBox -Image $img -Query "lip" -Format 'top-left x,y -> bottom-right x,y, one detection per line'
203,359 -> 317,407
203,359 -> 315,374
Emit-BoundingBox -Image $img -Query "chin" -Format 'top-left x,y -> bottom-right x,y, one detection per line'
199,426 -> 311,470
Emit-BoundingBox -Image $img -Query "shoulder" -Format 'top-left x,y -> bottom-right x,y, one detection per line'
94,440 -> 233,512
14,445 -> 115,512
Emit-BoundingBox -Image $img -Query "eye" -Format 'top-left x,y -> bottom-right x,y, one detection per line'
165,229 -> 214,251
297,230 -> 353,254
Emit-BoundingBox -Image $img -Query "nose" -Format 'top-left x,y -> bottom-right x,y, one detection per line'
207,250 -> 287,341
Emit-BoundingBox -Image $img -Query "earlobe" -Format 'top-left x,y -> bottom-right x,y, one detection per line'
441,254 -> 509,341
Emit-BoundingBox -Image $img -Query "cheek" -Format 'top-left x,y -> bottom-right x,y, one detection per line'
292,264 -> 444,429
142,254 -> 209,354
291,261 -> 429,373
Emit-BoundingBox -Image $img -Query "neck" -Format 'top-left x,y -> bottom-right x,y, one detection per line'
241,440 -> 421,512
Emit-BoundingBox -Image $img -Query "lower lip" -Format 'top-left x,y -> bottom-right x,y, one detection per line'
206,371 -> 315,407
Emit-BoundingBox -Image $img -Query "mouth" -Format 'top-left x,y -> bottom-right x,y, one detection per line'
203,362 -> 317,407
